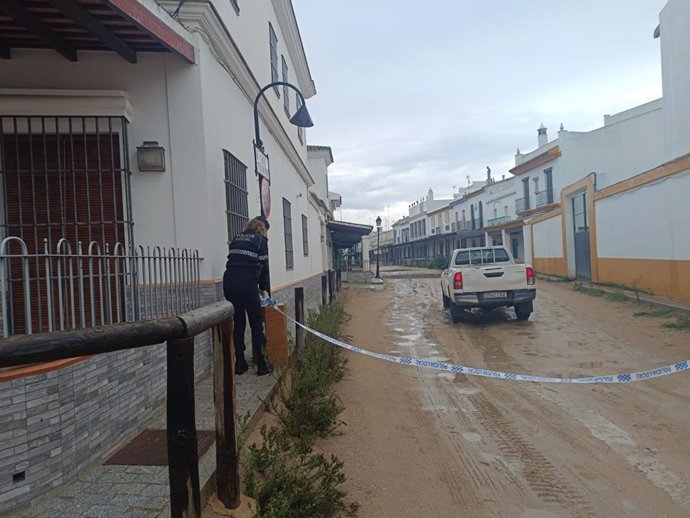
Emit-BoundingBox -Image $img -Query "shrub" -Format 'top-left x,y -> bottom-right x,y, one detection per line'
243,300 -> 358,516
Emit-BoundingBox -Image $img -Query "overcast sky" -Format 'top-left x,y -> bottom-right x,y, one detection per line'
293,1 -> 667,229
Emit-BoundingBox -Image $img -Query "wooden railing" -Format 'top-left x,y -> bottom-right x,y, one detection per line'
0,301 -> 239,518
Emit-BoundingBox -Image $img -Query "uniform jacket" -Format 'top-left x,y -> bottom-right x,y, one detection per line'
224,230 -> 269,292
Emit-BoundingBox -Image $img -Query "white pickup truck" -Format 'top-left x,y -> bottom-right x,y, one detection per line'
440,247 -> 536,322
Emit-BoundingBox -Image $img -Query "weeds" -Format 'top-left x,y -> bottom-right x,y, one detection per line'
242,300 -> 358,517
663,316 -> 690,331
633,308 -> 690,332
633,309 -> 673,318
605,289 -> 628,302
574,283 -> 605,297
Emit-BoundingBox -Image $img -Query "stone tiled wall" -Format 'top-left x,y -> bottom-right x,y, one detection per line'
0,271 -> 331,514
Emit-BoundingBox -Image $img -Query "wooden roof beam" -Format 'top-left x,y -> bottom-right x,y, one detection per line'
0,0 -> 77,61
0,37 -> 10,60
47,0 -> 137,63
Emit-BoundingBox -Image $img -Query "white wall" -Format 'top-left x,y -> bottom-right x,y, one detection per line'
533,216 -> 563,258
0,49 -> 195,252
596,170 -> 690,260
558,103 -> 666,192
661,0 -> 690,161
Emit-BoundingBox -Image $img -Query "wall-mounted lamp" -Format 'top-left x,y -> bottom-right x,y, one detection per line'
137,141 -> 166,172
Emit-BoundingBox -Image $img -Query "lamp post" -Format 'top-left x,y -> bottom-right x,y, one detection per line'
252,81 -> 313,294
375,216 -> 382,278
253,80 -> 313,219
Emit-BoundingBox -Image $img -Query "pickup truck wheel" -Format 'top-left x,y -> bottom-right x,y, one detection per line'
442,293 -> 450,308
449,302 -> 464,323
515,301 -> 533,321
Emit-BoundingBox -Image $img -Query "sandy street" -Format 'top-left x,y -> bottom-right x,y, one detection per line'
321,274 -> 690,518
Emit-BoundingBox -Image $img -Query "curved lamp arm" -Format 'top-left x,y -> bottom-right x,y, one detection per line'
253,81 -> 313,151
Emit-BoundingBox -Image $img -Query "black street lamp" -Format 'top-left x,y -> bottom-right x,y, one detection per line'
254,81 -> 313,152
252,81 -> 314,294
253,81 -> 313,219
375,216 -> 382,278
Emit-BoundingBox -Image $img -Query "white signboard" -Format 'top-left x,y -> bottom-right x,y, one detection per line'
254,145 -> 270,180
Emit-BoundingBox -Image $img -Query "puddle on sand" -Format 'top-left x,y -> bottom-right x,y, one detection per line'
462,432 -> 482,443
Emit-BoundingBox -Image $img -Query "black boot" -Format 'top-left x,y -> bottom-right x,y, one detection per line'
235,355 -> 248,375
257,354 -> 271,376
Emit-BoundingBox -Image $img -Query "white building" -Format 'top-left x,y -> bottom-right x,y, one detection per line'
522,0 -> 690,300
0,1 -> 339,512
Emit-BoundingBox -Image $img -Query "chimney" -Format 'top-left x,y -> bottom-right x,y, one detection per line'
486,166 -> 492,183
537,123 -> 548,147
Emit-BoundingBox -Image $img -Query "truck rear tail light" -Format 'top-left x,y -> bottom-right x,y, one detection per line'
454,272 -> 463,290
526,267 -> 535,285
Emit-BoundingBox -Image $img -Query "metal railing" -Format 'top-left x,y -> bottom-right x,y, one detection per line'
0,237 -> 201,336
516,197 -> 530,212
0,302 -> 241,518
537,190 -> 555,207
486,216 -> 510,227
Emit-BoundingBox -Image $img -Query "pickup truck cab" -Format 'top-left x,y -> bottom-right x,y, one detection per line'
440,246 -> 536,322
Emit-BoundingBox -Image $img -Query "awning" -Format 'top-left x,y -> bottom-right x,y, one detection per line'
327,220 -> 373,249
0,0 -> 195,63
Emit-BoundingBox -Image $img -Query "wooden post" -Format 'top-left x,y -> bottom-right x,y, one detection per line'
213,319 -> 241,509
328,270 -> 335,303
321,274 -> 327,306
294,287 -> 305,350
167,337 -> 201,518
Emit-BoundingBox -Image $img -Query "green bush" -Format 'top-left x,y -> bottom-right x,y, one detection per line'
243,300 -> 358,517
272,301 -> 348,440
243,425 -> 358,518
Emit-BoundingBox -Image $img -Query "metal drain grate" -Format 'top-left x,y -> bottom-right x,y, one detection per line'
104,430 -> 216,466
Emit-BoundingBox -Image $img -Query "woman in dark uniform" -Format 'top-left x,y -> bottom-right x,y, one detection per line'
223,216 -> 271,376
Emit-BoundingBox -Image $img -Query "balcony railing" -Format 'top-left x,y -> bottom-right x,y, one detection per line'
537,189 -> 555,207
486,216 -> 510,227
515,197 -> 530,212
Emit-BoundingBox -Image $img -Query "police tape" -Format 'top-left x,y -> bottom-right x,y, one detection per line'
262,298 -> 689,384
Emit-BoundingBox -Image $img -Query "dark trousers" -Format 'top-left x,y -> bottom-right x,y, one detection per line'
223,272 -> 266,364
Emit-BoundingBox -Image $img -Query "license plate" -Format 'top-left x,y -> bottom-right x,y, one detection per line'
483,291 -> 508,299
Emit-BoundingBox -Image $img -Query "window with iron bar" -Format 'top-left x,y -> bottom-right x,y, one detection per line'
282,55 -> 289,114
223,150 -> 249,243
269,23 -> 279,95
283,198 -> 293,269
301,214 -> 309,256
0,115 -> 134,333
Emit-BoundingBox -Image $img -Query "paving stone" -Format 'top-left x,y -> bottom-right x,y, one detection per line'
108,483 -> 145,496
96,472 -> 138,484
110,494 -> 151,508
139,484 -> 169,497
145,496 -> 168,511
81,482 -> 114,495
123,465 -> 160,475
83,504 -> 130,518
122,509 -> 160,517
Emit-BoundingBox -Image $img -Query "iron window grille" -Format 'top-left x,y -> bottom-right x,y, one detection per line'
301,214 -> 308,256
283,198 -> 293,269
269,23 -> 279,94
282,55 -> 289,114
0,115 -> 137,333
223,150 -> 249,243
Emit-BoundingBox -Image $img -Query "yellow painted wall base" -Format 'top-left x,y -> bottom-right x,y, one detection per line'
597,258 -> 690,301
533,257 -> 568,277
